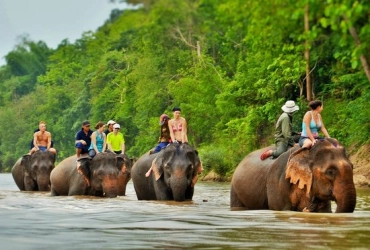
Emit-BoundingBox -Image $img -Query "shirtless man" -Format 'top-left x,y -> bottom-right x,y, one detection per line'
29,121 -> 57,155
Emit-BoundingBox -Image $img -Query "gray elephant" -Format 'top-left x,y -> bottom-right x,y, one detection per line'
12,151 -> 56,191
131,143 -> 202,201
50,152 -> 133,197
231,138 -> 356,213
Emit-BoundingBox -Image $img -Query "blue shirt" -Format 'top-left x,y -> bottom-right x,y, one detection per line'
75,129 -> 93,148
89,131 -> 105,152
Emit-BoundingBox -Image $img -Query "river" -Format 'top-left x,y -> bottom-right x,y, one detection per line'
1,173 -> 370,249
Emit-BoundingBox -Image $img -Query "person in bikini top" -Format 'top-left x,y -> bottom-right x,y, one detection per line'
168,106 -> 188,143
299,100 -> 330,149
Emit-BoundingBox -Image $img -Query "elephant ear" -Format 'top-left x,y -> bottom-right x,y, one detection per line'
21,154 -> 32,175
151,156 -> 164,181
78,157 -> 91,180
188,149 -> 202,176
116,155 -> 125,172
285,148 -> 313,196
49,151 -> 57,164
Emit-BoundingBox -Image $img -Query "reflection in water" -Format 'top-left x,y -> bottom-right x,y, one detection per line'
0,173 -> 370,249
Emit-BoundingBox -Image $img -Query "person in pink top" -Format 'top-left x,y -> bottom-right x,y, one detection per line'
168,106 -> 188,143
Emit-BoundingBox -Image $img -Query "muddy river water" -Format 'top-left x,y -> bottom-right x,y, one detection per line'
1,173 -> 370,249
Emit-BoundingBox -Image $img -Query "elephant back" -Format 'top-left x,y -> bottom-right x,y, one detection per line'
50,155 -> 85,195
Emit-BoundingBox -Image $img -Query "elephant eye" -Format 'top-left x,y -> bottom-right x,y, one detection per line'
325,167 -> 337,179
188,164 -> 193,170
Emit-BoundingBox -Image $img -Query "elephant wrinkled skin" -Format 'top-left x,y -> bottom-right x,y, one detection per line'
12,151 -> 56,191
131,143 -> 202,201
50,152 -> 133,197
230,138 -> 356,213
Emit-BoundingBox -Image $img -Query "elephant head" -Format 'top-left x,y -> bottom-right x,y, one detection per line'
150,143 -> 201,201
78,152 -> 126,198
21,151 -> 56,191
285,138 -> 356,213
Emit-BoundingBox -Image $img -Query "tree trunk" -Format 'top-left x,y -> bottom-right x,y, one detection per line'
343,15 -> 370,83
304,3 -> 312,101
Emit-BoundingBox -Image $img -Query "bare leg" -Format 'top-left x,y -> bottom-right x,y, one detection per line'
29,147 -> 36,155
145,167 -> 152,177
48,148 -> 57,155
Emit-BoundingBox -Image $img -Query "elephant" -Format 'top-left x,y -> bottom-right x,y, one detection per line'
50,152 -> 133,197
230,138 -> 356,213
11,151 -> 56,191
131,143 -> 202,201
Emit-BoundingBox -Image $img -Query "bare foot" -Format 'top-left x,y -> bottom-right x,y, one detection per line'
145,168 -> 152,177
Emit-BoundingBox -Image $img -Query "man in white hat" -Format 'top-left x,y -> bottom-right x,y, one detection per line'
104,120 -> 116,136
260,100 -> 300,160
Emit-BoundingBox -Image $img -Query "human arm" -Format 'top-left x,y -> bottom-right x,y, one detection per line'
33,132 -> 39,150
120,134 -> 125,154
91,132 -> 99,153
46,132 -> 52,150
102,134 -> 107,152
75,131 -> 86,145
281,115 -> 291,140
106,134 -> 112,151
168,119 -> 176,142
181,118 -> 188,143
319,115 -> 330,138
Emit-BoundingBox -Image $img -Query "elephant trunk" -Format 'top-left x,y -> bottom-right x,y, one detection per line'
333,180 -> 357,213
37,175 -> 50,191
102,175 -> 118,198
171,177 -> 188,201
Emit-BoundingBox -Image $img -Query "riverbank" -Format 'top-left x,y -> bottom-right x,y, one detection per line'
350,144 -> 370,188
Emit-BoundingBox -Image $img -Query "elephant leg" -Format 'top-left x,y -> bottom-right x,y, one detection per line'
51,186 -> 58,196
133,186 -> 143,200
154,179 -> 172,200
230,185 -> 246,210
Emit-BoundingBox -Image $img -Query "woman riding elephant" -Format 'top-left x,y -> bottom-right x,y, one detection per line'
12,150 -> 56,191
50,152 -> 133,197
131,143 -> 202,201
230,138 -> 356,213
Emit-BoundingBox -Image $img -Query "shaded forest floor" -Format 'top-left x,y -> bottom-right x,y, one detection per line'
202,144 -> 370,188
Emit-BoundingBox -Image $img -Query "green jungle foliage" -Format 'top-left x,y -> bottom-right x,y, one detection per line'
1,0 -> 370,176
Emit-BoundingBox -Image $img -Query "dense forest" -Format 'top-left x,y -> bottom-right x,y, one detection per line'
0,0 -> 369,177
